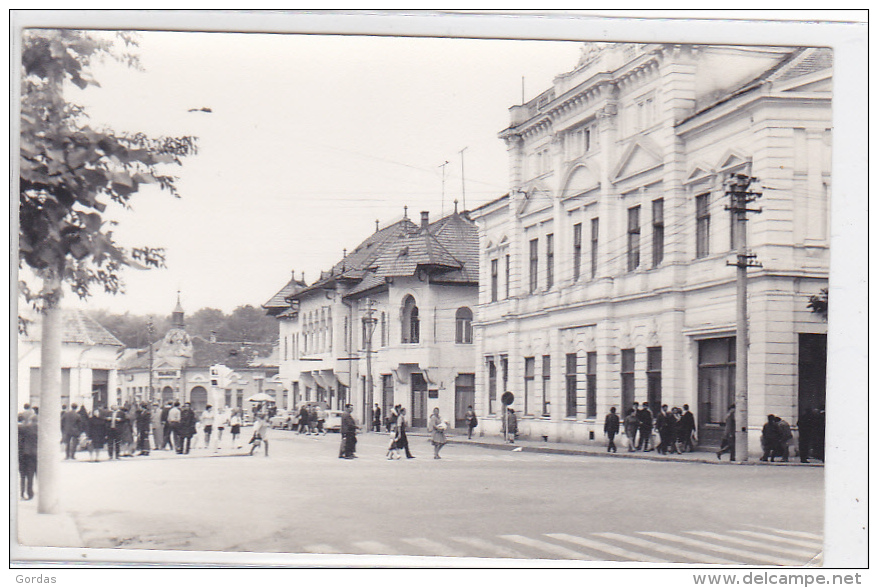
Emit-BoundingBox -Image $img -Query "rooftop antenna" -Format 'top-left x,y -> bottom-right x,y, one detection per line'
459,147 -> 468,212
439,160 -> 450,217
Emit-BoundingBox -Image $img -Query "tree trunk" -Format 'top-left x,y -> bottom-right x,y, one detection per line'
37,285 -> 62,514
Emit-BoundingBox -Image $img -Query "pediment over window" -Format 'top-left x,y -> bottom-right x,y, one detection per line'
516,182 -> 553,216
562,164 -> 600,198
716,149 -> 750,173
612,136 -> 663,183
684,163 -> 714,186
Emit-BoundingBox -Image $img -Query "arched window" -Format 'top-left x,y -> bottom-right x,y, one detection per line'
402,295 -> 420,344
455,307 -> 473,344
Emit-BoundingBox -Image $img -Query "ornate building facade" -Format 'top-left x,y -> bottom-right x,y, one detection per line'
266,207 -> 479,428
471,43 -> 831,455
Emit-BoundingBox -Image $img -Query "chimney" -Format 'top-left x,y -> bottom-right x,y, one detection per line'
420,211 -> 429,230
210,330 -> 217,344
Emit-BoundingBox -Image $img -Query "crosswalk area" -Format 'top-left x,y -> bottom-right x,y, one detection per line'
299,525 -> 822,565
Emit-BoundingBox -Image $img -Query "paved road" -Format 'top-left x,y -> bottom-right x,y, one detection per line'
40,429 -> 824,564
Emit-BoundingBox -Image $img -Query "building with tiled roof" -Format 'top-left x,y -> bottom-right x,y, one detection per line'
118,296 -> 281,413
473,43 -> 831,456
269,205 -> 479,428
17,308 -> 124,411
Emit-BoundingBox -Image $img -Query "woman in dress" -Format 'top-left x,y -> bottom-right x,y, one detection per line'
87,408 -> 108,462
229,408 -> 243,448
427,407 -> 447,459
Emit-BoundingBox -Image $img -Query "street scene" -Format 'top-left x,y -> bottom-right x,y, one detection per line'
13,11 -> 867,572
18,427 -> 823,565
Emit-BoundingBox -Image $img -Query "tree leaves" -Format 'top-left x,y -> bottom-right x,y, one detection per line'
18,29 -> 197,311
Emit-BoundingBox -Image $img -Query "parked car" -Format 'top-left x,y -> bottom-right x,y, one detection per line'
324,410 -> 343,432
269,410 -> 294,430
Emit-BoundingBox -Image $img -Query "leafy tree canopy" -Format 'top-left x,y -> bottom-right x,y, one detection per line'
19,29 -> 196,310
807,288 -> 828,321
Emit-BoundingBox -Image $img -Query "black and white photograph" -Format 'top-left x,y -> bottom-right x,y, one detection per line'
11,9 -> 867,577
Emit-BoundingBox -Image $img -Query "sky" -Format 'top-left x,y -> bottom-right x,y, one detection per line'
51,28 -> 583,316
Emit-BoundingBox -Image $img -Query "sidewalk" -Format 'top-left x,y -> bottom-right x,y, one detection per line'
408,430 -> 823,466
15,497 -> 84,549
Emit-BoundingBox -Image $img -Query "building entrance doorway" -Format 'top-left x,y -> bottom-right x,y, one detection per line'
454,373 -> 475,428
161,386 -> 174,404
190,386 -> 208,413
798,333 -> 827,413
697,336 -> 735,449
411,373 -> 428,428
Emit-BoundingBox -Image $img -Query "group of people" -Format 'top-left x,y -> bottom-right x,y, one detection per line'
604,402 -> 698,454
296,403 -> 327,435
54,401 -> 247,462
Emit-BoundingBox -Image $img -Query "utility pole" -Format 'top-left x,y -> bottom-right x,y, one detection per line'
725,173 -> 762,463
147,317 -> 155,403
362,298 -> 377,433
459,147 -> 468,212
439,161 -> 449,217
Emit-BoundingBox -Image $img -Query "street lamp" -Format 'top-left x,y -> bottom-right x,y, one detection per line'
362,299 -> 378,432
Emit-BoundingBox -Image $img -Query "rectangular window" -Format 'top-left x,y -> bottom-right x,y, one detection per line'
541,355 -> 551,416
490,258 -> 499,302
573,222 -> 582,282
696,193 -> 710,258
565,353 -> 577,418
652,198 -> 664,268
284,336 -> 288,361
621,348 -> 636,410
647,346 -> 662,411
501,356 -> 509,400
505,254 -> 511,299
590,218 -> 599,279
380,312 -> 387,347
586,351 -> 597,418
524,357 -> 535,415
529,238 -> 539,293
487,358 -> 497,415
627,206 -> 641,271
698,338 -> 735,425
546,233 -> 554,290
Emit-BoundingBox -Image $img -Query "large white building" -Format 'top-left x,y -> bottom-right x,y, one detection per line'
266,207 -> 479,428
17,308 -> 124,411
471,43 -> 831,455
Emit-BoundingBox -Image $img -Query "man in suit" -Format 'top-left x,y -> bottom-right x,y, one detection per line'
106,405 -> 125,460
167,401 -> 183,453
716,404 -> 736,461
61,403 -> 83,460
160,401 -> 173,450
339,404 -> 358,459
603,406 -> 620,453
655,404 -> 672,454
636,402 -> 654,451
680,404 -> 697,452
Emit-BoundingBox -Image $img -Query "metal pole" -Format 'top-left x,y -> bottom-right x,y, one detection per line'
735,192 -> 749,463
364,299 -> 375,433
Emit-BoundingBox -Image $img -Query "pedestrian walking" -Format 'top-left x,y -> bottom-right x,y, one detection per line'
248,413 -> 269,457
18,413 -> 38,500
230,409 -> 243,448
760,415 -> 783,462
636,402 -> 654,451
180,402 -> 196,454
387,418 -> 402,460
120,402 -> 136,457
316,405 -> 327,435
216,406 -> 230,449
668,407 -> 684,454
655,405 -> 671,454
775,416 -> 793,462
680,404 -> 697,452
603,406 -> 620,453
167,401 -> 182,452
387,404 -> 399,433
160,401 -> 174,450
716,404 -> 736,461
151,402 -> 163,451
428,407 -> 448,459
106,405 -> 124,460
297,404 -> 311,435
373,403 -> 382,433
201,405 -> 216,448
396,407 -> 415,459
503,407 -> 518,444
339,404 -> 358,459
136,402 -> 152,455
61,403 -> 83,460
624,408 -> 639,452
464,405 -> 478,439
86,408 -> 108,462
